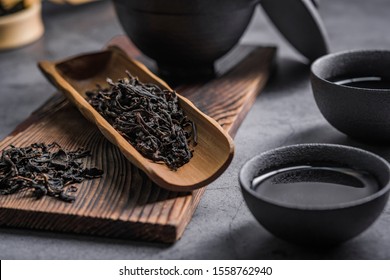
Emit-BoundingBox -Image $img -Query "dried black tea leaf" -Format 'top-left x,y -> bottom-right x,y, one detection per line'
0,142 -> 103,203
86,71 -> 197,170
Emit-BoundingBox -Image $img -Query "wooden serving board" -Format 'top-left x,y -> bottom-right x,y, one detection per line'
0,36 -> 275,243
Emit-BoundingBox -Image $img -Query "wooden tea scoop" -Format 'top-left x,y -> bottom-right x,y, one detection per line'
38,46 -> 234,192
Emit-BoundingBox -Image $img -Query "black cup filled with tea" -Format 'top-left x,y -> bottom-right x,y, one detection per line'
239,144 -> 390,246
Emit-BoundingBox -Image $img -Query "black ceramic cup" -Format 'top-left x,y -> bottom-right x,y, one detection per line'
239,144 -> 390,245
311,50 -> 390,142
112,0 -> 258,79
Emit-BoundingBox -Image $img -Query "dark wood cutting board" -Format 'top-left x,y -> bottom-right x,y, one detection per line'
0,36 -> 275,243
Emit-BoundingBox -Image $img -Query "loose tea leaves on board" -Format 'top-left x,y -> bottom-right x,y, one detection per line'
0,142 -> 103,202
86,71 -> 197,170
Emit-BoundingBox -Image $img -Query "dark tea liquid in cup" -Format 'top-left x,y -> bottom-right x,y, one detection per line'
330,76 -> 390,89
252,165 -> 379,207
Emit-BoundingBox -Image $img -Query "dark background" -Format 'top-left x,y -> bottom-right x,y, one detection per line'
0,0 -> 390,259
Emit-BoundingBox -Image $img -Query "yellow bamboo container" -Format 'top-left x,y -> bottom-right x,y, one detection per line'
0,1 -> 44,50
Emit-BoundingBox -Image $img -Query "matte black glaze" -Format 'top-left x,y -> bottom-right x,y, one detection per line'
112,0 -> 258,14
311,50 -> 390,142
112,0 -> 257,79
239,144 -> 390,245
260,0 -> 329,62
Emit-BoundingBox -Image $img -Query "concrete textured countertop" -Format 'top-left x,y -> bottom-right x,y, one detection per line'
1,0 -> 390,259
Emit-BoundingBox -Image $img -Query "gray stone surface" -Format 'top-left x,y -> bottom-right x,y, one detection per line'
1,0 -> 390,259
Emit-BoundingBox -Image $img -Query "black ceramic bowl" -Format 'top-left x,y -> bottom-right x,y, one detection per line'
239,144 -> 390,245
311,50 -> 390,142
112,0 -> 257,79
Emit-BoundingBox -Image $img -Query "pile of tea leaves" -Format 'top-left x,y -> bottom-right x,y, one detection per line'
86,71 -> 197,170
0,143 -> 103,202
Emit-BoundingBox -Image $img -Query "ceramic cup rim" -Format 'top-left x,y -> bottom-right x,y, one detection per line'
311,49 -> 390,93
239,143 -> 390,211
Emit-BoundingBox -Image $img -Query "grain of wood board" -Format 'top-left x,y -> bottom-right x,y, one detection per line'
0,36 -> 275,243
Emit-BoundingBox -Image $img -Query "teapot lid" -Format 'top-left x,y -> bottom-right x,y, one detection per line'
260,0 -> 329,62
